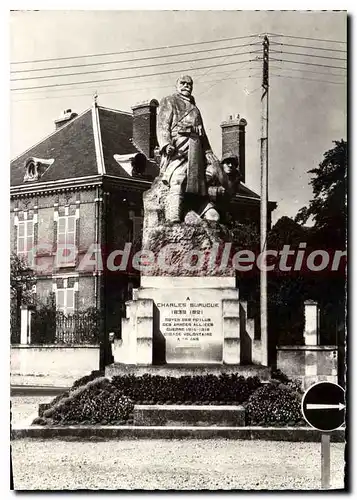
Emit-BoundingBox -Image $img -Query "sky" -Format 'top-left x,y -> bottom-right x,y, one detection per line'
10,10 -> 347,223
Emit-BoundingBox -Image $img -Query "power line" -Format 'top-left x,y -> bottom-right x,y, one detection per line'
270,41 -> 347,53
11,49 -> 260,82
270,49 -> 346,62
12,60 -> 262,96
12,73 -> 261,103
268,32 -> 346,44
11,33 -> 260,65
270,64 -> 347,79
269,57 -> 347,71
11,66 -> 251,98
11,57 -> 259,92
197,72 -> 260,98
11,41 -> 261,74
271,72 -> 346,85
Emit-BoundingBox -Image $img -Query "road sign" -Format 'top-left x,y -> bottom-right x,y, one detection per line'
301,381 -> 345,432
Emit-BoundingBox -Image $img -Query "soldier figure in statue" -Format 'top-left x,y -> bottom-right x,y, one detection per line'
200,152 -> 242,222
157,75 -> 221,222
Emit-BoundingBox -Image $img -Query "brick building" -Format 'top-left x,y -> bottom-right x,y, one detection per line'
10,97 -> 275,351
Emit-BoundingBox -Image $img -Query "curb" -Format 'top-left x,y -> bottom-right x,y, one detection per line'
11,386 -> 69,396
11,425 -> 345,442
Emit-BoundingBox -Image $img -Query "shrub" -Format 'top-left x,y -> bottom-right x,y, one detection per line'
111,373 -> 261,404
271,368 -> 290,384
244,382 -> 303,426
32,416 -> 47,426
34,377 -> 133,426
71,370 -> 104,389
271,369 -> 304,394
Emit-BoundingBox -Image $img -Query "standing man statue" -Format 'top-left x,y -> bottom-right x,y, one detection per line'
157,75 -> 221,222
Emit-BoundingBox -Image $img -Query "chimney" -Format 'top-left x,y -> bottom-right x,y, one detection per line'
54,109 -> 78,130
131,99 -> 159,159
220,115 -> 248,183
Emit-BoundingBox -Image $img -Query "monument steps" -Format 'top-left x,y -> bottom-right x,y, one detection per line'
133,404 -> 246,427
105,363 -> 270,379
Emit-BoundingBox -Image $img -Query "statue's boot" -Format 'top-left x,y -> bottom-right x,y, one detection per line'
166,187 -> 182,223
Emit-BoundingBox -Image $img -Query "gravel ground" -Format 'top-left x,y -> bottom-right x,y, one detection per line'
10,396 -> 346,491
12,438 -> 345,491
11,396 -> 53,426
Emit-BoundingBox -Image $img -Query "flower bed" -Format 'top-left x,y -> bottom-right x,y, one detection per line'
110,373 -> 262,405
33,371 -> 304,426
244,381 -> 304,427
33,377 -> 134,426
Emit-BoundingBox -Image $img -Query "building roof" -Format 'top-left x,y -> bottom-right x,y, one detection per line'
10,102 -> 268,206
236,183 -> 260,200
10,103 -> 159,187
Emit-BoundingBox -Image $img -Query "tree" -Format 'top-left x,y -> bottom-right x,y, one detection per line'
295,139 -> 347,249
10,252 -> 36,305
295,141 -> 346,385
267,217 -> 308,351
10,253 -> 36,343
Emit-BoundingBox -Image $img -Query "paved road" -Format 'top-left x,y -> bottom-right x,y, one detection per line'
11,396 -> 346,491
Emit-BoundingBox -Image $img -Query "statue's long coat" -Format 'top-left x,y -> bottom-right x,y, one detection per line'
157,92 -> 212,196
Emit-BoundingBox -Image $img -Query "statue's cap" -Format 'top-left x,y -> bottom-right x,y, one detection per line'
221,152 -> 239,165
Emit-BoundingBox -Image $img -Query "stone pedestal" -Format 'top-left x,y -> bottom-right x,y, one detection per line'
20,305 -> 34,345
304,300 -> 320,345
112,175 -> 265,367
113,276 -> 241,365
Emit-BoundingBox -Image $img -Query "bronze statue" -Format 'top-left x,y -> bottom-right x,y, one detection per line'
200,152 -> 241,222
157,75 -> 221,222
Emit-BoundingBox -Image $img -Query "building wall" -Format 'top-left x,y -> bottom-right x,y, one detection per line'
11,188 -> 98,312
35,276 -> 53,302
78,275 -> 96,309
78,200 -> 96,257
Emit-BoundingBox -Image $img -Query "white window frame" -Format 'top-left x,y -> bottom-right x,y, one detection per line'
17,219 -> 35,266
55,279 -> 76,316
56,215 -> 76,267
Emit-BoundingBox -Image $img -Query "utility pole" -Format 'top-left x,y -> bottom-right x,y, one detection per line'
260,34 -> 269,366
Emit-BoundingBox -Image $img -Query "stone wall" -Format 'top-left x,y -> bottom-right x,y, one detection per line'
11,345 -> 100,387
276,345 -> 338,389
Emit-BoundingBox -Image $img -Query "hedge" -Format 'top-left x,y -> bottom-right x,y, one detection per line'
110,373 -> 262,405
33,377 -> 133,426
244,381 -> 304,426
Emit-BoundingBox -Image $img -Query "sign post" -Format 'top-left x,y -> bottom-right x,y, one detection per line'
321,433 -> 331,489
301,381 -> 345,490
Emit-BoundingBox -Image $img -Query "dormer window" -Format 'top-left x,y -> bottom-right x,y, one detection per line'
23,157 -> 54,182
113,152 -> 147,177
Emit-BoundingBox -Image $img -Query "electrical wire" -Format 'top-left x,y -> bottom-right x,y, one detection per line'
269,57 -> 347,71
268,32 -> 346,44
11,33 -> 261,65
270,49 -> 346,62
11,57 -> 259,92
269,64 -> 346,79
269,41 -> 347,53
12,60 -> 262,96
11,41 -> 261,74
11,49 -> 261,82
271,72 -> 346,85
12,72 -> 261,103
11,67 -> 252,99
12,65 -> 258,96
